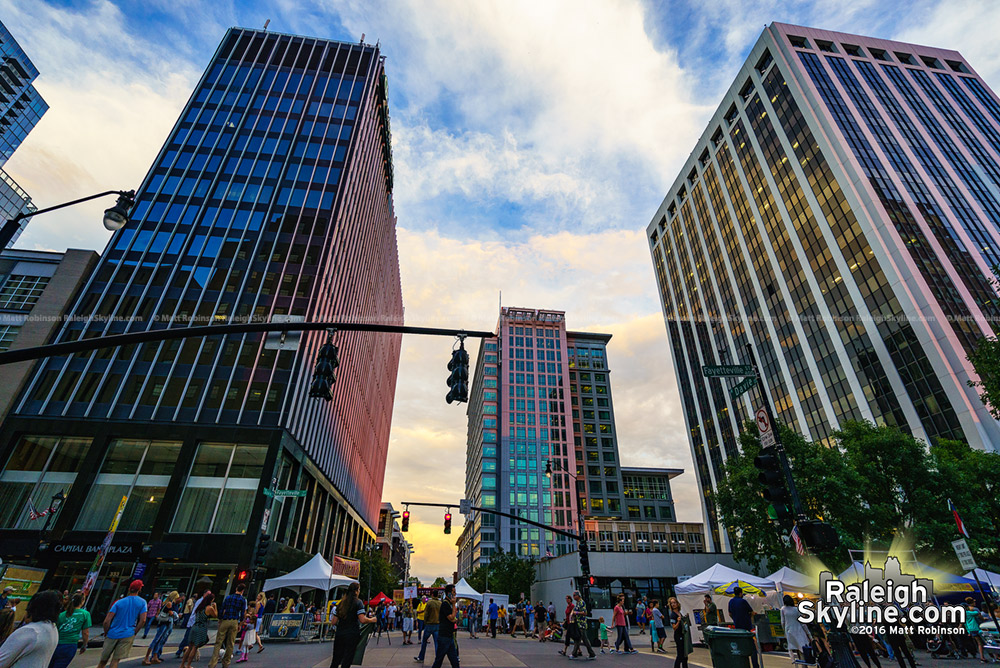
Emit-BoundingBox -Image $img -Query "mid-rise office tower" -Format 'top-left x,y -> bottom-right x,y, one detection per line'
647,23 -> 1000,550
0,28 -> 402,607
0,20 -> 48,246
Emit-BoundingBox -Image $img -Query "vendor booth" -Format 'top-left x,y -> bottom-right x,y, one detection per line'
674,564 -> 775,644
455,578 -> 481,600
261,553 -> 358,640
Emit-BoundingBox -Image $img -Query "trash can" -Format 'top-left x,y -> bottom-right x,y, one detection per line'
704,626 -> 756,668
585,618 -> 600,646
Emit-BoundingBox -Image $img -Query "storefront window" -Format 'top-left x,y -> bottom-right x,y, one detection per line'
172,442 -> 266,534
0,436 -> 92,529
75,439 -> 182,531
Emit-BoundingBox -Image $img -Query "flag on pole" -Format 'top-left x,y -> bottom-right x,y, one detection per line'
948,498 -> 970,538
790,525 -> 805,556
25,498 -> 48,521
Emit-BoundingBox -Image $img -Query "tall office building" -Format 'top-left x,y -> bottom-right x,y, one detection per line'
647,23 -> 1000,550
0,20 -> 48,246
0,27 -> 402,608
459,307 -> 689,575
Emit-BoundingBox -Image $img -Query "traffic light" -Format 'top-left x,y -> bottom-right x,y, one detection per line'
255,533 -> 271,568
236,569 -> 250,585
754,447 -> 792,527
578,540 -> 591,577
798,520 -> 839,552
444,512 -> 452,534
588,576 -> 595,587
446,341 -> 469,404
401,510 -> 410,532
308,336 -> 340,401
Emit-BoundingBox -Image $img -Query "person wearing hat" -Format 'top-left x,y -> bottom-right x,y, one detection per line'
97,580 -> 147,668
0,586 -> 13,611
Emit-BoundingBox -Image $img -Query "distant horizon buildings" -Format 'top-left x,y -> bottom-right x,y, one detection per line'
647,23 -> 1000,550
0,27 -> 402,610
0,20 -> 48,247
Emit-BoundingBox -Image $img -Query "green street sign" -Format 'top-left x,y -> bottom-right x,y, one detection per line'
263,489 -> 307,498
730,376 -> 758,399
703,364 -> 754,378
263,488 -> 273,498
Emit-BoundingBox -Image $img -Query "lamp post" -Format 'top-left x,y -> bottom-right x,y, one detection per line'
37,491 -> 65,554
0,189 -> 136,248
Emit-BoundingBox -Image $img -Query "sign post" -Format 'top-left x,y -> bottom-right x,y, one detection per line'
81,495 -> 129,606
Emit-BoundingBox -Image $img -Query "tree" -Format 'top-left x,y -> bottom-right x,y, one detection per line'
353,549 -> 400,601
431,577 -> 448,588
968,337 -> 1000,419
931,439 -> 1000,568
464,549 -> 535,598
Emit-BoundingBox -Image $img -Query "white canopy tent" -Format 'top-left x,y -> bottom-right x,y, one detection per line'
674,564 -> 776,644
965,570 -> 1000,591
766,567 -> 815,594
455,578 -> 481,600
262,553 -> 358,594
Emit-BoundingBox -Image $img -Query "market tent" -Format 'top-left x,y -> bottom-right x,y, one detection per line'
674,564 -> 775,644
369,592 -> 392,606
965,570 -> 1000,592
455,578 -> 481,600
262,553 -> 358,593
767,567 -> 816,594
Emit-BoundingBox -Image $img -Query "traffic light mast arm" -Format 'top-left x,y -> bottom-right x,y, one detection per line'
399,501 -> 583,541
745,343 -> 806,521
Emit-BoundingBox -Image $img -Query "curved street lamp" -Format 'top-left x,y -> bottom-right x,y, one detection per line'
0,189 -> 136,248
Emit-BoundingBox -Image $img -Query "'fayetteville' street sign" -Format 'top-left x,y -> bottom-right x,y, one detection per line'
703,364 -> 755,378
263,489 -> 308,498
730,376 -> 758,400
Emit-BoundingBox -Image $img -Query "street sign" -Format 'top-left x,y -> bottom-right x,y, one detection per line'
261,508 -> 271,532
756,408 -> 775,448
703,364 -> 755,378
730,376 -> 757,400
459,498 -> 472,515
264,314 -> 305,350
952,538 -> 978,570
263,489 -> 307,498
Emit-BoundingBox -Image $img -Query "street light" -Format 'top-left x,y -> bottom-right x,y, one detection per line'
38,491 -> 65,554
0,189 -> 136,248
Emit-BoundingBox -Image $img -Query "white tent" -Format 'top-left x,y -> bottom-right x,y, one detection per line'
767,567 -> 815,594
674,564 -> 775,644
262,553 -> 358,594
965,570 -> 1000,592
455,578 -> 481,600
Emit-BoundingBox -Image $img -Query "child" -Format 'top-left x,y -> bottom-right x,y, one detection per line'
236,609 -> 257,663
650,616 -> 659,652
599,616 -> 609,653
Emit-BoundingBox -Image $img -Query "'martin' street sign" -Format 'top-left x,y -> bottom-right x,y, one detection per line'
730,376 -> 758,400
703,364 -> 754,378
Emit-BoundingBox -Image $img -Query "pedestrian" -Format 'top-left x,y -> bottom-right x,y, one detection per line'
236,607 -> 259,663
175,590 -> 206,659
780,595 -> 812,664
651,600 -> 666,653
571,590 -> 596,660
637,598 -> 646,635
402,601 -> 414,645
416,597 -> 427,640
330,582 -> 375,668
0,587 -> 12,612
49,591 -> 91,668
498,605 -> 507,634
669,597 -> 691,668
0,590 -> 61,668
727,587 -> 759,668
415,588 -> 441,663
467,602 -> 477,639
512,593 -> 527,638
430,585 -> 459,668
143,590 -> 179,665
703,594 -> 718,627
262,595 -> 276,617
143,592 -> 162,639
612,594 -> 636,654
599,616 -> 609,653
558,594 -> 575,657
97,579 -> 147,668
180,593 -> 217,668
548,601 -> 556,621
208,583 -> 248,668
965,597 -> 988,663
487,598 -> 498,639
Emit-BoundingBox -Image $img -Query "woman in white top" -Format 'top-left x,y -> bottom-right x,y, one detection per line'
0,590 -> 62,668
780,594 -> 811,662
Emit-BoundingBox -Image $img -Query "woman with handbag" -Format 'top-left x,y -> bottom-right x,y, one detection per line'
781,594 -> 812,663
668,598 -> 692,668
143,591 -> 179,665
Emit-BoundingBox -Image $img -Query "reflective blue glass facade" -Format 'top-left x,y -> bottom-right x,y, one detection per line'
0,20 -> 47,167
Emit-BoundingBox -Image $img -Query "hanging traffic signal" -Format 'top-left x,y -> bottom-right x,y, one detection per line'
401,510 -> 410,532
444,512 -> 452,534
255,533 -> 272,568
798,520 -> 839,552
578,540 -> 591,577
754,447 -> 793,529
309,335 -> 340,401
446,340 -> 469,404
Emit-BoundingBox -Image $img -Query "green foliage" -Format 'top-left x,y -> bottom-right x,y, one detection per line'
431,577 -> 448,588
968,337 -> 1000,420
715,419 -> 1000,573
464,549 -> 536,598
352,549 -> 400,601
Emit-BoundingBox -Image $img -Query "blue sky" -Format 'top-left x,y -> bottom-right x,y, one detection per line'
4,0 -> 1000,584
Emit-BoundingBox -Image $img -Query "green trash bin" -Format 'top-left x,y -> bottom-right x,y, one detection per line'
585,618 -> 601,646
703,626 -> 756,668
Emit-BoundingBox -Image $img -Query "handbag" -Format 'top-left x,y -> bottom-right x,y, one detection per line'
802,643 -> 815,664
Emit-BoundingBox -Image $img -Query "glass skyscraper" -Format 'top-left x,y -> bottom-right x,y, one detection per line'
0,27 -> 402,607
647,23 -> 1000,550
0,19 -> 47,246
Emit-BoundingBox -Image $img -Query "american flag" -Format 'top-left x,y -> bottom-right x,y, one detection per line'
948,499 -> 970,538
790,525 -> 805,556
26,498 -> 49,521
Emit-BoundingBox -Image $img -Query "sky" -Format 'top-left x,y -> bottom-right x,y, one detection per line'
4,0 -> 1000,585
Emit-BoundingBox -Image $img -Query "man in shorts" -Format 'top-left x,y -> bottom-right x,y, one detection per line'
98,580 -> 148,668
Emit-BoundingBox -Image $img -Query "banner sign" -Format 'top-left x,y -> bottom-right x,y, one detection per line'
403,586 -> 417,600
268,613 -> 305,639
332,555 -> 361,578
81,495 -> 129,606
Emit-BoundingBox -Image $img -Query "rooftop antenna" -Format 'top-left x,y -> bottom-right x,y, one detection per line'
263,19 -> 270,30
360,33 -> 366,44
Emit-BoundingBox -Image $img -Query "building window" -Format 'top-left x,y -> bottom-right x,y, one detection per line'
0,324 -> 20,351
0,436 -> 92,529
172,442 -> 266,533
627,505 -> 640,519
0,274 -> 50,311
76,439 -> 183,532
